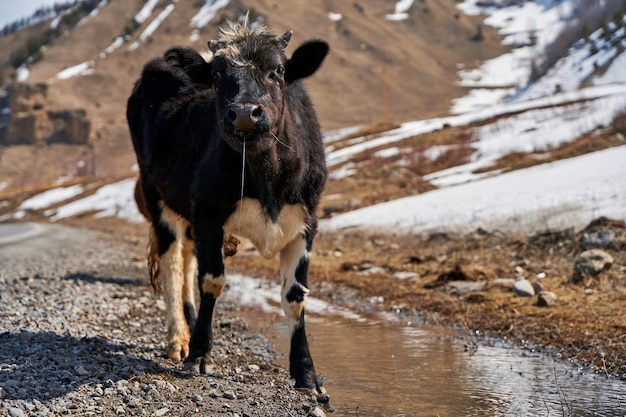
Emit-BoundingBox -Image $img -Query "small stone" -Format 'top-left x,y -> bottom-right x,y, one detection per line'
572,249 -> 613,283
208,389 -> 219,398
223,390 -> 236,399
154,407 -> 169,416
247,364 -> 260,372
581,229 -> 615,250
446,281 -> 486,295
8,408 -> 25,417
585,288 -> 594,295
393,271 -> 418,279
492,278 -> 516,288
536,272 -> 546,279
310,406 -> 326,417
75,366 -> 90,376
513,279 -> 535,297
536,291 -> 557,307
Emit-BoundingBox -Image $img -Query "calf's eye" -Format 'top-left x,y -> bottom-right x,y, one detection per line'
275,65 -> 285,77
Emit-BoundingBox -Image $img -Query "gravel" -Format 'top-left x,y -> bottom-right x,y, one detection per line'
0,224 -> 326,416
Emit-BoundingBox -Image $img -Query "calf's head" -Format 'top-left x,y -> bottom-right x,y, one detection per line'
207,21 -> 329,154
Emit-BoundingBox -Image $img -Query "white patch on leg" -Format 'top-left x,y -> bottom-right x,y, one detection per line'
280,237 -> 309,330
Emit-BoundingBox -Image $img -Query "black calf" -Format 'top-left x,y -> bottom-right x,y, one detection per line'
127,19 -> 329,396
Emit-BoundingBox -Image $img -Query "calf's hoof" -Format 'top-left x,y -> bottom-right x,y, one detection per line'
166,340 -> 189,362
183,356 -> 212,374
295,375 -> 329,403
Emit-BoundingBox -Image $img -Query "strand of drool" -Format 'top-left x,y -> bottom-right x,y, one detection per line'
238,140 -> 246,235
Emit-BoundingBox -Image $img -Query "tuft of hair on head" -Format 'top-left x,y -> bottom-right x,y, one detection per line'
208,11 -> 272,53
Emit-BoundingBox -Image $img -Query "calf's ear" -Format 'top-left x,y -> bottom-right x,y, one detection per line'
285,40 -> 329,84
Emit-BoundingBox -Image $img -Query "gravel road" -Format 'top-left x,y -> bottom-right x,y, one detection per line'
0,224 -> 327,416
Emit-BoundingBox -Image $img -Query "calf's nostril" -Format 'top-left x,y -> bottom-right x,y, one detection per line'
251,106 -> 263,120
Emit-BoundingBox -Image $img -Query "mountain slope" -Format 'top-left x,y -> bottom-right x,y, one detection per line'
0,0 -> 506,188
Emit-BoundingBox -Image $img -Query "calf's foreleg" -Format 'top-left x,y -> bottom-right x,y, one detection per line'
280,234 -> 325,396
184,218 -> 226,373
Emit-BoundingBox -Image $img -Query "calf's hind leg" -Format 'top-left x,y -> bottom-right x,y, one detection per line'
157,207 -> 194,361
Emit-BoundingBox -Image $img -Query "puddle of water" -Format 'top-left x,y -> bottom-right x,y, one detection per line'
224,275 -> 626,416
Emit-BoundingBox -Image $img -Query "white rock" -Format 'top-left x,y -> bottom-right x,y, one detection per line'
513,279 -> 535,297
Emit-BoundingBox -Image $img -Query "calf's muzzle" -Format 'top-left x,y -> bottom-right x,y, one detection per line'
225,104 -> 268,132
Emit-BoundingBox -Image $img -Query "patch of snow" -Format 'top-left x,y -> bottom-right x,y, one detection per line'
431,91 -> 626,187
48,178 -> 144,223
323,126 -> 360,145
451,88 -> 515,115
328,12 -> 342,22
18,185 -> 84,211
386,0 -> 413,20
190,0 -> 230,28
135,0 -> 160,24
322,146 -> 626,234
328,83 -> 626,170
423,145 -> 452,161
129,3 -> 175,51
374,147 -> 401,159
329,162 -> 357,180
224,273 -> 366,322
102,36 -> 124,57
56,61 -> 96,80
474,95 -> 626,160
79,0 -> 108,26
16,66 -> 30,82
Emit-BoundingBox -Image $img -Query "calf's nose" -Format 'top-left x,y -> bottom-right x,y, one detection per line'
226,104 -> 266,131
